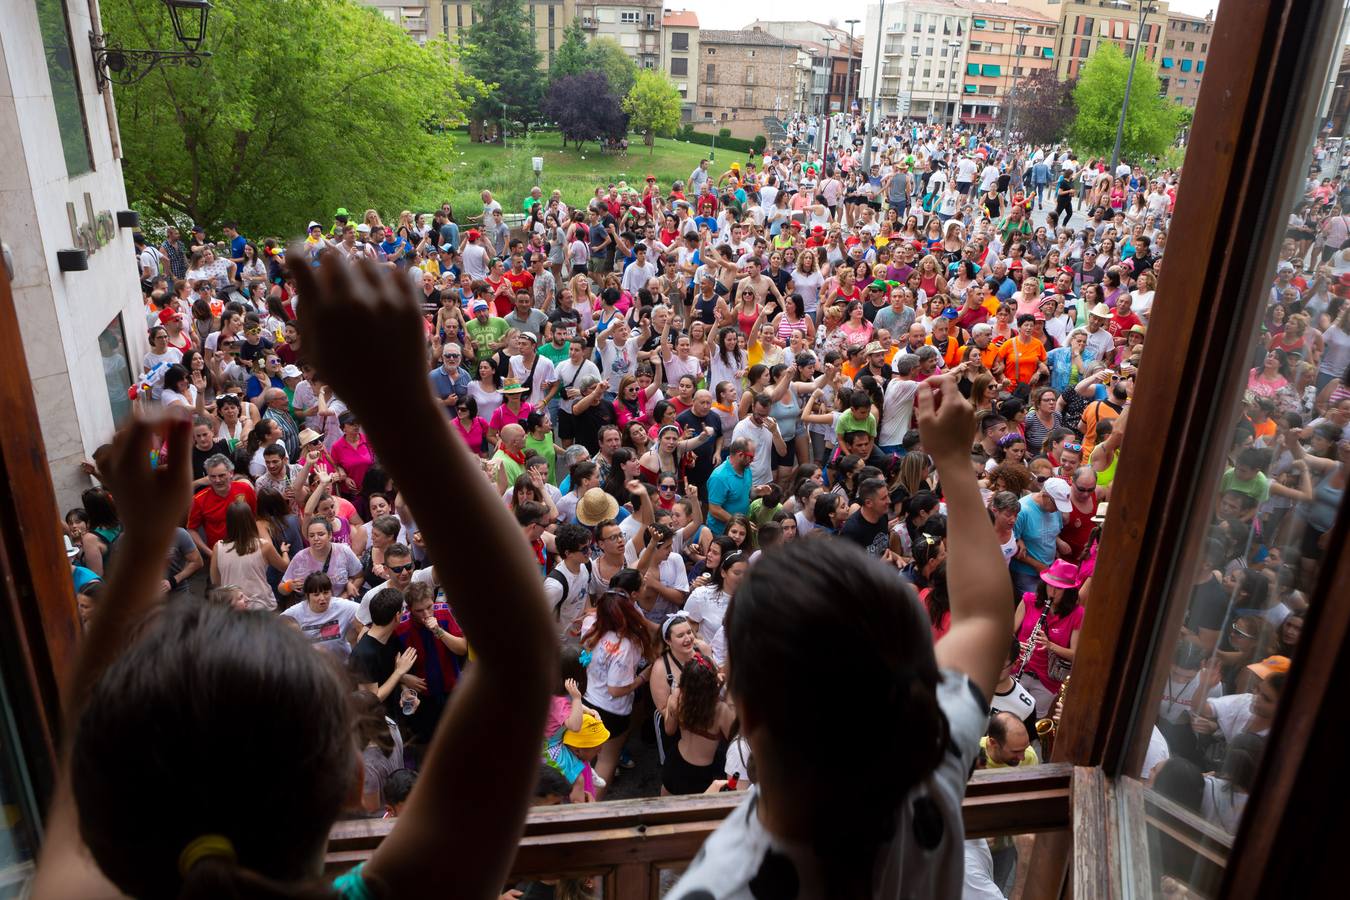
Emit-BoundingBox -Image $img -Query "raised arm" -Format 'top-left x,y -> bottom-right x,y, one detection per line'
917,375 -> 1014,702
290,252 -> 556,899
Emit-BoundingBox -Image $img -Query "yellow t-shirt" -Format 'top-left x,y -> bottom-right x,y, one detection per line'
979,736 -> 1039,768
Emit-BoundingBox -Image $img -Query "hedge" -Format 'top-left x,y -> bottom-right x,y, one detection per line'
678,125 -> 759,154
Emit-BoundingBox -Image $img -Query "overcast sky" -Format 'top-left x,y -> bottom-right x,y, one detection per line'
675,0 -> 1219,33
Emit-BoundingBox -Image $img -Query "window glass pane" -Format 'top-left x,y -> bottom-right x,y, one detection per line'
0,671 -> 42,894
99,314 -> 133,427
1135,3 -> 1350,895
35,0 -> 94,177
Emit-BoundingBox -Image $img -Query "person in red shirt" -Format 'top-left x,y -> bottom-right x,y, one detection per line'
1107,293 -> 1144,343
805,225 -> 828,249
395,577 -> 466,743
503,253 -> 534,296
186,453 -> 257,560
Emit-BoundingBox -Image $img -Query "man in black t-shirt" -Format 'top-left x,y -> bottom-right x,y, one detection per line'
569,375 -> 618,455
190,419 -> 231,486
676,389 -> 724,494
350,587 -> 418,718
1181,537 -> 1229,655
839,477 -> 891,558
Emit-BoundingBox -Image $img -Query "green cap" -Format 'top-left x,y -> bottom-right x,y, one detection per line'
335,207 -> 349,217
869,279 -> 887,291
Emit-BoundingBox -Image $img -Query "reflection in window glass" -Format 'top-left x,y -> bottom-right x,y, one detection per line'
0,673 -> 41,894
35,0 -> 95,177
1140,3 -> 1350,896
99,315 -> 133,427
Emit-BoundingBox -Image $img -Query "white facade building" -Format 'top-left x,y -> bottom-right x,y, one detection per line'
863,0 -> 973,122
1,0 -> 149,509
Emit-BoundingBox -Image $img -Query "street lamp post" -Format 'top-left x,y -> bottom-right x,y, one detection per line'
860,0 -> 886,172
945,39 -> 962,128
1004,23 -> 1033,138
822,35 -> 836,151
1109,1 -> 1156,171
845,18 -> 860,114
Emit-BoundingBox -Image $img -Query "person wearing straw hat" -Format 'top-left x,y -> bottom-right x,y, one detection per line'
1082,302 -> 1117,360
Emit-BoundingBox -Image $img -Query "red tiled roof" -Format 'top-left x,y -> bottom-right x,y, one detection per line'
663,10 -> 698,27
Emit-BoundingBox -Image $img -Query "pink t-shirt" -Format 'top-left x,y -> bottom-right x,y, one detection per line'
489,401 -> 534,432
453,415 -> 488,453
544,695 -> 573,741
1015,593 -> 1086,690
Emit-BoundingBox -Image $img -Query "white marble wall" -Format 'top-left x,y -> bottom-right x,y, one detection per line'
0,0 -> 148,511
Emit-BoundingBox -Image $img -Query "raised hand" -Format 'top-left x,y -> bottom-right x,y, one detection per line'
915,373 -> 975,461
100,414 -> 192,546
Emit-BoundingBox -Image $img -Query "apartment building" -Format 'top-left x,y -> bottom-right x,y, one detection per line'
952,2 -> 1058,126
574,0 -> 664,68
745,20 -> 864,116
660,10 -> 700,123
1161,10 -> 1212,107
362,2 -> 431,45
1041,0 -> 1171,80
864,0 -> 973,122
429,1 -> 577,69
694,29 -> 808,138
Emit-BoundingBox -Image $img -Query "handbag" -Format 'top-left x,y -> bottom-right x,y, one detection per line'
1047,650 -> 1072,683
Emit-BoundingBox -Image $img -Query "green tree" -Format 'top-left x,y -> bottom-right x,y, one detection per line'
587,37 -> 637,98
461,0 -> 542,139
1070,42 -> 1180,162
101,0 -> 481,237
623,70 -> 683,152
550,17 -> 590,81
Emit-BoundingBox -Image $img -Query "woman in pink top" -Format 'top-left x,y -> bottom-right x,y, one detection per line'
1013,559 -> 1086,716
452,395 -> 489,456
488,380 -> 533,444
330,412 -> 375,493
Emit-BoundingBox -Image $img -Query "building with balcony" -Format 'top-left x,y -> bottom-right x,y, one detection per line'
1031,0 -> 1172,81
574,0 -> 664,69
1161,10 -> 1211,107
744,20 -> 864,116
951,1 -> 1058,126
430,1 -> 576,69
660,10 -> 700,123
361,2 -> 431,45
693,29 -> 809,139
863,0 -> 973,122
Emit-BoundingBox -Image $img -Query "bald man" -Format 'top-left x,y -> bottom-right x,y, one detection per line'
491,423 -> 528,492
676,388 -> 724,493
259,387 -> 300,458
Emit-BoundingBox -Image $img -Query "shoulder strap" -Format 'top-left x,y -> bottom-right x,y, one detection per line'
546,569 -> 569,619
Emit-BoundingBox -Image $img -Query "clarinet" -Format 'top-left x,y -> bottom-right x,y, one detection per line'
1014,603 -> 1051,683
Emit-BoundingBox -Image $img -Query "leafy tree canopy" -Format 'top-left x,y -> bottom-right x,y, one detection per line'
461,0 -> 542,126
549,17 -> 590,81
623,70 -> 684,151
587,37 -> 637,98
543,72 -> 628,150
1070,42 -> 1181,163
1010,69 -> 1076,147
103,0 -> 482,237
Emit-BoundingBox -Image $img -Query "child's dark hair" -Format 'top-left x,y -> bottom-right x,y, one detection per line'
369,587 -> 404,626
535,764 -> 572,801
302,571 -> 332,597
725,539 -> 947,895
559,646 -> 588,696
383,768 -> 418,808
70,600 -> 355,898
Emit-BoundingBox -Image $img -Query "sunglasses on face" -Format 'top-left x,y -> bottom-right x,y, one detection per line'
658,484 -> 676,493
387,563 -> 416,574
1063,442 -> 1083,453
246,327 -> 262,335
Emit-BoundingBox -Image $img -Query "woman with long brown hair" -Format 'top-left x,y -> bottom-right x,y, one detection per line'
210,499 -> 289,611
661,653 -> 736,795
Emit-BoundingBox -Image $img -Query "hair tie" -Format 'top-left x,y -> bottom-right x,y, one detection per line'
178,834 -> 236,876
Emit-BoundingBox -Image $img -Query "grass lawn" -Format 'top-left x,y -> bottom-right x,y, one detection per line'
425,131 -> 753,217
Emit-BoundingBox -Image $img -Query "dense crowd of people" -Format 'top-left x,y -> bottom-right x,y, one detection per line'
54,110 -> 1349,898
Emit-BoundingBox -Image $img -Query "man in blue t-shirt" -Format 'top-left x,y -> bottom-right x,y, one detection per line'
222,221 -> 248,266
1010,478 -> 1071,595
704,438 -> 760,535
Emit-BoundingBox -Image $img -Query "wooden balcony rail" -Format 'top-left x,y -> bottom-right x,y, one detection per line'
326,764 -> 1072,897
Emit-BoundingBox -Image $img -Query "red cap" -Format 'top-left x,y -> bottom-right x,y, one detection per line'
646,174 -> 656,181
467,229 -> 480,241
812,225 -> 825,234
157,307 -> 178,324
789,221 -> 802,230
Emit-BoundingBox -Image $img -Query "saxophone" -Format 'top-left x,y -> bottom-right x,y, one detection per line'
1036,676 -> 1070,761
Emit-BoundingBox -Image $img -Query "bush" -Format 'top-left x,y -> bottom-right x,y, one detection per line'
718,128 -> 732,138
752,134 -> 766,152
680,129 -> 758,154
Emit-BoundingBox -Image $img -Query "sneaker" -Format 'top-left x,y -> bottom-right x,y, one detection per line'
619,749 -> 636,769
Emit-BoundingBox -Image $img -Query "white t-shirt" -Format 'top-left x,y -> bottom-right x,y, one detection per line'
879,378 -> 921,447
554,358 -> 600,413
731,417 -> 775,486
281,598 -> 361,659
1208,691 -> 1268,741
509,353 -> 558,407
957,157 -> 978,184
543,560 -> 593,643
685,585 -> 732,646
1202,774 -> 1247,834
1141,725 -> 1170,780
355,567 -> 434,625
962,839 -> 1005,900
668,671 -> 987,899
598,334 -> 640,392
581,615 -> 640,715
